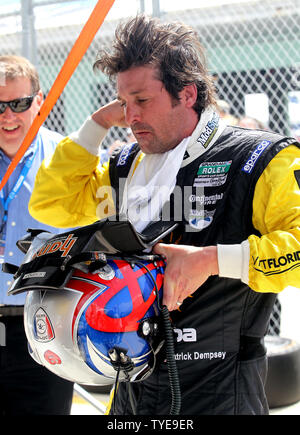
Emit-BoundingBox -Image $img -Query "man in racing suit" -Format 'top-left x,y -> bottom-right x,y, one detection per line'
28,15 -> 300,414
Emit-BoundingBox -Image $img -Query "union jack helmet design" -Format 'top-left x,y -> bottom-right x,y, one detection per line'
23,256 -> 165,385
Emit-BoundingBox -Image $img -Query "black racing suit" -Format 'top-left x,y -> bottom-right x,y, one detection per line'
108,126 -> 298,415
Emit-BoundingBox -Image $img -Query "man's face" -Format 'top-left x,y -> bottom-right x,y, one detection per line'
117,65 -> 198,154
0,77 -> 43,159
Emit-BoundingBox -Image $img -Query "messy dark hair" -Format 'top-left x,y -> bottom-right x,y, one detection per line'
93,15 -> 216,116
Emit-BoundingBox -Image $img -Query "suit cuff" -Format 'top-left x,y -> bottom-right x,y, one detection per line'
217,240 -> 250,284
69,116 -> 108,156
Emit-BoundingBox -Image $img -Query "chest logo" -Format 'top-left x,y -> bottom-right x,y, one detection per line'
193,161 -> 232,187
174,327 -> 197,343
116,143 -> 134,166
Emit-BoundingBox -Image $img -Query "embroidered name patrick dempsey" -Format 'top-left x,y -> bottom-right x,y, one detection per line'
175,351 -> 226,361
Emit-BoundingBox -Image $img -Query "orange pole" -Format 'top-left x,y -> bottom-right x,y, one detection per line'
0,0 -> 115,192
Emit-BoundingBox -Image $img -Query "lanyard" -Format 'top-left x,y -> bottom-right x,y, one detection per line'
0,0 -> 115,194
0,145 -> 38,239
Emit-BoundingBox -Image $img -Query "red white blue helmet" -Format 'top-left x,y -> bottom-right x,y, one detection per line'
22,256 -> 165,385
5,219 -> 183,414
6,220 -> 169,386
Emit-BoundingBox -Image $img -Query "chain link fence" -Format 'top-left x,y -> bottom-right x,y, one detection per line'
0,0 -> 299,334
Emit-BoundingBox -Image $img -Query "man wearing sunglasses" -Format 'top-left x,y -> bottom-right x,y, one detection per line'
0,55 -> 74,415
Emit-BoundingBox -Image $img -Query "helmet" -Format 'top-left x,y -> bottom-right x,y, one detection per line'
22,256 -> 165,385
5,219 -> 182,413
6,219 -> 174,386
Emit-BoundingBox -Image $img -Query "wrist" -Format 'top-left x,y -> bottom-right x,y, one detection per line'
91,100 -> 127,129
208,245 -> 219,276
217,240 -> 249,283
92,109 -> 112,130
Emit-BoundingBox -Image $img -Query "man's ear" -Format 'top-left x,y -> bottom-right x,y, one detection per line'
35,89 -> 44,108
181,83 -> 197,108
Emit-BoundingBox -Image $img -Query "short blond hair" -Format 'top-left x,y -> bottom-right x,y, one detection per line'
0,55 -> 40,94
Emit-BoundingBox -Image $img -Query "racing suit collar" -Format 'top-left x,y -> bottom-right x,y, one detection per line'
181,106 -> 227,168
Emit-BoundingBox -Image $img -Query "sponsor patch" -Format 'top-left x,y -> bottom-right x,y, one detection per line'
174,328 -> 197,343
116,143 -> 134,166
188,209 -> 215,230
193,161 -> 232,187
242,140 -> 271,174
23,272 -> 46,280
189,192 -> 223,206
33,308 -> 55,342
197,113 -> 219,149
252,250 -> 300,276
32,234 -> 77,259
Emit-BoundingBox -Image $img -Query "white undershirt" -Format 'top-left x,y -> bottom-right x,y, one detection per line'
69,108 -> 250,285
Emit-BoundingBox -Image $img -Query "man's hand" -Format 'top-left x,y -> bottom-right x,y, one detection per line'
153,243 -> 219,311
91,99 -> 128,129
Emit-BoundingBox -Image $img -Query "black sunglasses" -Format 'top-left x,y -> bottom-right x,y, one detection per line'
0,94 -> 37,114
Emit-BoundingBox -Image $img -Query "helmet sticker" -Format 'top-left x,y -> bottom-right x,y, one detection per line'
32,233 -> 78,259
44,350 -> 62,365
33,307 -> 55,342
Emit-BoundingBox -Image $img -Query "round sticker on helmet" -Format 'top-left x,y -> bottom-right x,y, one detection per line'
44,350 -> 61,365
97,264 -> 115,280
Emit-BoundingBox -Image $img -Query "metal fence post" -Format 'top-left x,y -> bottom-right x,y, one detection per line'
21,0 -> 37,65
152,0 -> 160,17
140,0 -> 145,13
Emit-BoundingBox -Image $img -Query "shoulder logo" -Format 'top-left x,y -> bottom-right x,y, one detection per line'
242,140 -> 271,174
116,143 -> 134,166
